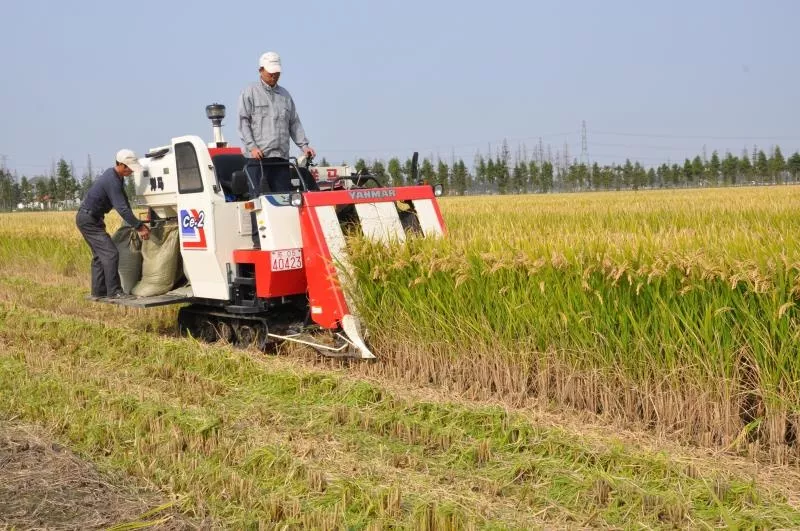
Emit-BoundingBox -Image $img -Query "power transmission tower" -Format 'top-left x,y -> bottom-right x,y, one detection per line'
580,120 -> 589,166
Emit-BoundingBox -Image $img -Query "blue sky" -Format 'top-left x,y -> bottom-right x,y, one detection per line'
1,0 -> 798,176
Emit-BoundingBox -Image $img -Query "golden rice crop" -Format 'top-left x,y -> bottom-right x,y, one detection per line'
2,186 -> 799,462
349,186 -> 800,461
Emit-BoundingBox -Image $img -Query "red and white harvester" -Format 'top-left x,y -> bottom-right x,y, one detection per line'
104,104 -> 446,358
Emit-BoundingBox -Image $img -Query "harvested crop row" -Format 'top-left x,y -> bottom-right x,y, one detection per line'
2,304 -> 799,528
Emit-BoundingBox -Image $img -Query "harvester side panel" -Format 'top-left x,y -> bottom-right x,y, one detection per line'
354,202 -> 406,242
410,199 -> 447,237
299,204 -> 350,329
298,185 -> 447,331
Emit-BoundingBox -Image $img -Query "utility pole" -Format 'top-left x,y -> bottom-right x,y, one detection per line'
580,120 -> 589,166
537,137 -> 544,164
0,154 -> 7,171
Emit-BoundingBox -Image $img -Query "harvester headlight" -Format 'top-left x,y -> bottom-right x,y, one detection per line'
290,192 -> 303,207
433,183 -> 444,197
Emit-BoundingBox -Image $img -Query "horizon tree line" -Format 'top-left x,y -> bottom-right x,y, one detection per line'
1,144 -> 799,210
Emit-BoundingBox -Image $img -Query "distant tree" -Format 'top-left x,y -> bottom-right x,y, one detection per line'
708,151 -> 721,185
401,157 -> 415,185
632,162 -> 647,190
47,177 -> 57,207
419,158 -> 434,184
34,178 -> 48,205
496,141 -> 512,194
511,160 -> 528,193
355,158 -> 368,173
528,161 -> 541,192
451,159 -> 469,195
56,158 -> 74,202
19,176 -> 33,207
683,159 -> 693,186
541,161 -> 554,192
670,163 -> 682,187
79,171 -> 93,199
387,157 -> 402,187
655,164 -> 665,188
622,159 -> 634,189
436,160 -> 449,189
755,150 -> 769,181
787,152 -> 800,183
575,163 -> 588,190
485,158 -> 496,185
0,169 -> 13,210
461,160 -> 472,193
721,152 -> 738,185
319,157 -> 330,166
769,146 -> 786,184
739,148 -> 753,183
691,156 -> 704,185
590,162 -> 600,190
371,160 -> 387,184
474,154 -> 487,191
495,157 -> 510,194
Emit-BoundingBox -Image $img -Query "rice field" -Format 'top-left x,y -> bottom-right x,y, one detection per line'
1,186 -> 800,528
350,187 -> 800,462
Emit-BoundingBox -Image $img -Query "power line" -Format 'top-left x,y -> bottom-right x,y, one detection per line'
593,130 -> 800,141
320,131 -> 579,154
590,141 -> 707,151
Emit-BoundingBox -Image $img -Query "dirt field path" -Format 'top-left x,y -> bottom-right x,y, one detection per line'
0,422 -> 199,530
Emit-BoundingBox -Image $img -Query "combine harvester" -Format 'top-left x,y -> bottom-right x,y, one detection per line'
101,104 -> 446,359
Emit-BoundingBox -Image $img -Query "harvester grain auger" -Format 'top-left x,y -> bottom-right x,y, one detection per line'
97,104 -> 446,359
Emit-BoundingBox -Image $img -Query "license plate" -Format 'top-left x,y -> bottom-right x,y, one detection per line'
271,249 -> 303,271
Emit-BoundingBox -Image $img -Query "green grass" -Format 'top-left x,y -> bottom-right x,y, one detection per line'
2,301 -> 800,528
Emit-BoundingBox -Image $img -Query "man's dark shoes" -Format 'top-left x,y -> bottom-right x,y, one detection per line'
107,292 -> 136,300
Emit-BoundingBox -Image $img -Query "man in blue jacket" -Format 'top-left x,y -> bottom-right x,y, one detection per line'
76,149 -> 150,299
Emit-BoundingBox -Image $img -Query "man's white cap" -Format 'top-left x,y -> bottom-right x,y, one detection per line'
116,149 -> 143,173
259,52 -> 281,74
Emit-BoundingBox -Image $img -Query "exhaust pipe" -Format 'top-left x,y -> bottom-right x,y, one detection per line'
206,103 -> 227,147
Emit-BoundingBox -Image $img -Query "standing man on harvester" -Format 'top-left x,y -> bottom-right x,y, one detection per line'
238,51 -> 316,194
76,149 -> 150,300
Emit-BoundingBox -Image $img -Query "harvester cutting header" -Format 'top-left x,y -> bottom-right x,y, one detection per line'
99,103 -> 446,359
